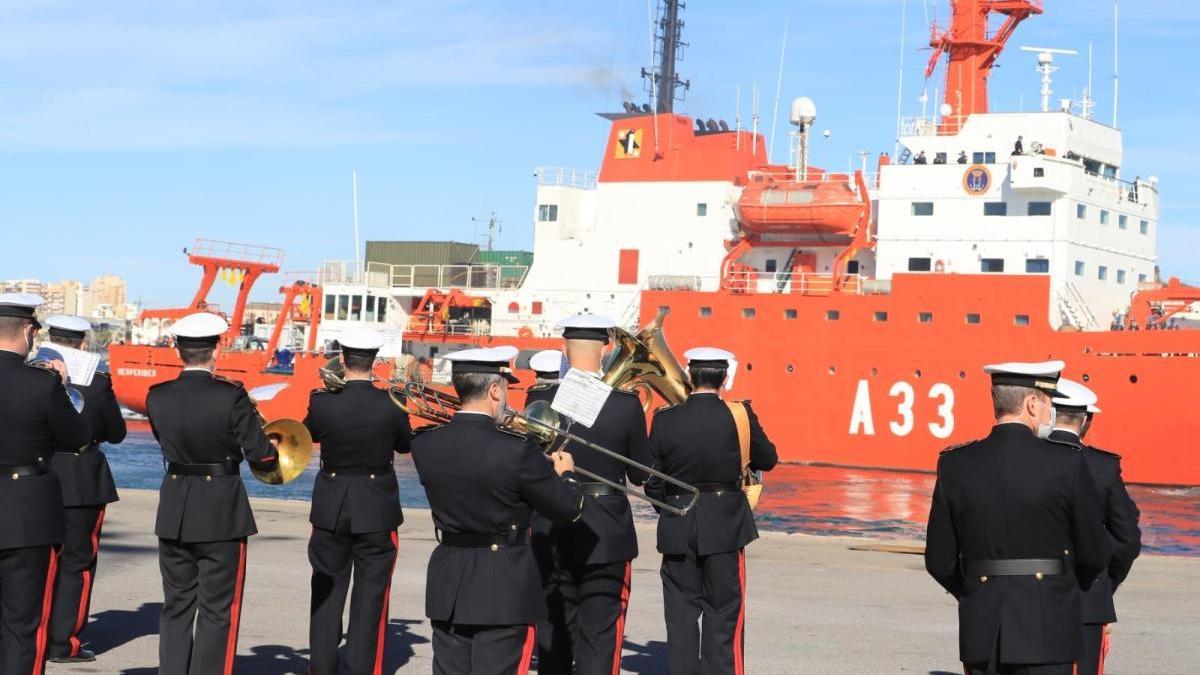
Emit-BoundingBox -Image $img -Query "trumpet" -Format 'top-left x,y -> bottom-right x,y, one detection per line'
392,382 -> 700,516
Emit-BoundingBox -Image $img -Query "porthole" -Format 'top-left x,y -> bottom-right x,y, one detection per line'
914,369 -> 923,378
742,308 -> 756,319
746,363 -> 754,372
826,310 -> 840,321
1014,315 -> 1030,326
1082,373 -> 1090,382
870,367 -> 878,376
827,366 -> 836,375
786,364 -> 795,373
958,371 -> 966,379
784,309 -> 798,320
1129,374 -> 1138,384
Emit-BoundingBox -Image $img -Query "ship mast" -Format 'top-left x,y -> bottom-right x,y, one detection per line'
641,0 -> 691,114
924,0 -> 1043,133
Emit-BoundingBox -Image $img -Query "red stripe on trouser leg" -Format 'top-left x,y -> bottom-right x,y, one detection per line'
69,507 -> 106,656
733,549 -> 746,675
1099,627 -> 1111,675
610,562 -> 632,675
517,625 -> 536,675
33,548 -> 59,675
223,541 -> 248,675
372,531 -> 400,675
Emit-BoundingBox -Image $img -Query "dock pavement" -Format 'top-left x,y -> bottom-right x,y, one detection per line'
58,489 -> 1200,674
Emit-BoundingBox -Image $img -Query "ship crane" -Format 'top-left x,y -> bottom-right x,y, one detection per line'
924,0 -> 1044,133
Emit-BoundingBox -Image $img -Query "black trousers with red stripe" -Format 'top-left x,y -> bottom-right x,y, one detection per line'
963,663 -> 1073,675
432,621 -> 535,675
535,560 -> 631,675
308,524 -> 398,675
158,537 -> 248,675
660,548 -> 745,675
0,545 -> 58,675
1077,623 -> 1107,675
47,505 -> 106,658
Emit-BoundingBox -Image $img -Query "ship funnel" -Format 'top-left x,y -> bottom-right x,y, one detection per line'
790,97 -> 816,127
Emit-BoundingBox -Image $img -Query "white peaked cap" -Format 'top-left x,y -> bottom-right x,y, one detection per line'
444,346 -> 519,363
1087,404 -> 1102,414
982,360 -> 1065,394
683,346 -> 738,391
45,315 -> 92,333
529,349 -> 565,374
1052,378 -> 1099,410
555,314 -> 617,330
339,326 -> 385,351
170,312 -> 229,338
0,293 -> 44,309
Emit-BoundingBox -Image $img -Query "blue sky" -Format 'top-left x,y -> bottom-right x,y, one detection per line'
1,0 -> 1196,307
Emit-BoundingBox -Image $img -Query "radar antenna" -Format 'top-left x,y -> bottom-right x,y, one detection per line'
641,0 -> 691,114
1019,46 -> 1078,113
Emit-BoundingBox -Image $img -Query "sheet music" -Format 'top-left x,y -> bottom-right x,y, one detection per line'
550,368 -> 612,428
34,344 -> 100,387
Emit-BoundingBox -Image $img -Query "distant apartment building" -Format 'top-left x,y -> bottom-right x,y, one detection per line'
87,275 -> 128,319
0,279 -> 45,295
43,280 -> 87,316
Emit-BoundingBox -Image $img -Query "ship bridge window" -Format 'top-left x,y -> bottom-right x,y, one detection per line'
984,202 -> 1008,216
972,151 -> 997,164
980,258 -> 1005,273
324,295 -> 336,320
365,296 -> 376,320
349,295 -> 363,321
1138,273 -> 1148,283
1025,259 -> 1050,274
1076,204 -> 1087,219
696,202 -> 707,216
847,260 -> 860,274
1140,220 -> 1150,235
908,257 -> 932,272
1098,265 -> 1109,281
378,298 -> 386,322
1117,270 -> 1127,284
538,204 -> 559,222
911,202 -> 934,216
1100,210 -> 1110,225
1074,261 -> 1086,277
1027,202 -> 1052,216
1119,215 -> 1128,230
1033,167 -> 1045,178
336,295 -> 348,320
765,259 -> 778,273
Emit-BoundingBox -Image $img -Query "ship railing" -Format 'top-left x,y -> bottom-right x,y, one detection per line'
281,271 -> 319,287
534,166 -> 598,189
190,239 -> 285,267
320,260 -> 529,291
1082,171 -> 1156,206
648,272 -> 868,296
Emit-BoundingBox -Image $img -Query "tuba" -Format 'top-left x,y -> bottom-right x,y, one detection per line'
318,356 -> 346,392
603,307 -> 692,410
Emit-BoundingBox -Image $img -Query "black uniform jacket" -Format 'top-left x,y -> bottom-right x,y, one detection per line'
1048,429 -> 1142,624
412,412 -> 584,625
526,383 -> 650,565
49,371 -> 122,507
925,423 -> 1112,665
0,350 -> 90,548
304,381 -> 412,534
146,370 -> 277,543
646,393 -> 777,556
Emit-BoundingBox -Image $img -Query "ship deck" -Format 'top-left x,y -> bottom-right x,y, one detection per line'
67,489 -> 1199,674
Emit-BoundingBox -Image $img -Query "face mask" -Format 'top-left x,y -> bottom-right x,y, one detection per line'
493,382 -> 509,421
1036,405 -> 1056,439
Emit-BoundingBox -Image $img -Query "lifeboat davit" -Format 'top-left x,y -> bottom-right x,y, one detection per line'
735,170 -> 866,237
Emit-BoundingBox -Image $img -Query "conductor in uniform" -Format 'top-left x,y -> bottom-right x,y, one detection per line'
42,315 -> 124,664
1049,380 -> 1141,675
410,346 -> 585,675
146,312 -> 279,675
0,294 -> 91,675
645,347 -> 777,675
303,327 -> 412,675
529,315 -> 651,675
924,361 -> 1111,675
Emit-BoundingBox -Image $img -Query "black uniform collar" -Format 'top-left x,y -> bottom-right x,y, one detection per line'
990,421 -> 1035,440
0,350 -> 24,362
342,379 -> 375,388
452,411 -> 498,426
1048,428 -> 1083,447
179,369 -> 214,380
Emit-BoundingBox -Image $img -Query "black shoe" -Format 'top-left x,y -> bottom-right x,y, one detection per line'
48,649 -> 96,663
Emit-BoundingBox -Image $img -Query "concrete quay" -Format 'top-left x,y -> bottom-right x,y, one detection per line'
57,489 -> 1200,674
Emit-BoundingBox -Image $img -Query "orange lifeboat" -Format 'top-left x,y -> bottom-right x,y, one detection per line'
736,170 -> 866,237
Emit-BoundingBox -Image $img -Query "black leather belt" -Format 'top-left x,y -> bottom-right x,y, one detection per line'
581,482 -> 622,497
166,461 -> 239,477
438,528 -> 528,549
320,466 -> 393,476
56,443 -> 97,455
0,464 -> 47,478
666,482 -> 738,496
963,558 -> 1065,577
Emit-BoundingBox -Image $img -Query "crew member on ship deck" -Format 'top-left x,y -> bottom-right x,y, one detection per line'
43,314 -> 124,664
303,327 -> 412,675
531,315 -> 650,675
1049,380 -> 1141,675
645,347 -> 777,675
924,361 -> 1110,675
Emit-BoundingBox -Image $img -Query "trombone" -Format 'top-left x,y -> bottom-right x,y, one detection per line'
392,382 -> 700,516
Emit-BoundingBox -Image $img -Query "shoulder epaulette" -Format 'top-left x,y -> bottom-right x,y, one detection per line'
653,402 -> 679,415
211,373 -> 244,388
1085,445 -> 1121,459
25,361 -> 59,379
412,423 -> 446,435
527,383 -> 553,392
939,440 -> 975,455
1045,437 -> 1081,450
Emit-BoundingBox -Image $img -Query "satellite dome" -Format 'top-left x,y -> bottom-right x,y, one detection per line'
790,97 -> 817,126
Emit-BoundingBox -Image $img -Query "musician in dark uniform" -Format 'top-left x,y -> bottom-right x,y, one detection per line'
411,346 -> 585,675
925,361 -> 1112,675
645,347 -> 777,675
528,315 -> 650,675
145,312 -> 278,675
303,327 -> 412,675
41,315 -> 124,663
526,349 -> 564,393
0,294 -> 91,675
1049,379 -> 1141,675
